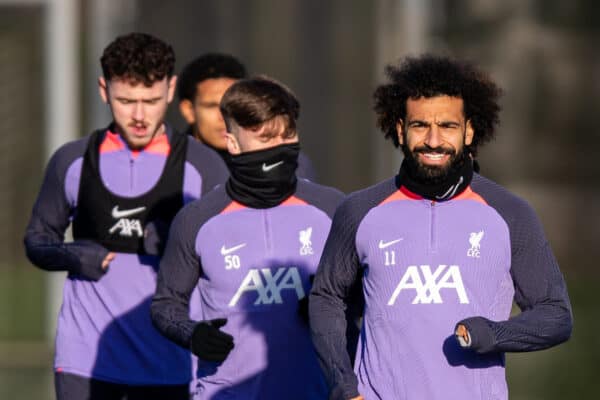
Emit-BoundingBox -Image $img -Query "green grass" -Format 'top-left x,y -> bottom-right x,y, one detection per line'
506,276 -> 600,398
0,265 -> 46,341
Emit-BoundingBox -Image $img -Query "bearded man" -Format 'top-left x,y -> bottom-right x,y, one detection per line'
308,54 -> 572,400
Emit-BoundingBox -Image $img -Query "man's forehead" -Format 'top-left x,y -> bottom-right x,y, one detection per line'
108,76 -> 168,87
196,77 -> 236,99
108,77 -> 168,94
405,95 -> 465,120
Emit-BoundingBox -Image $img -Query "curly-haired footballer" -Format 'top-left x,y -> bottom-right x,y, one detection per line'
309,54 -> 572,400
24,32 -> 228,400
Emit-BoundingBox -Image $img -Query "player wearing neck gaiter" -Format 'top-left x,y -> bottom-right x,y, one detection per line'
309,55 -> 572,400
152,76 -> 343,399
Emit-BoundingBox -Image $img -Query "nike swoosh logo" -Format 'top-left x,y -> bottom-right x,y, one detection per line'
378,238 -> 404,249
111,206 -> 146,219
220,243 -> 247,255
262,161 -> 284,172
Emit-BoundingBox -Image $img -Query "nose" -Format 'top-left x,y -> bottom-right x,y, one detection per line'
424,125 -> 442,148
132,102 -> 144,121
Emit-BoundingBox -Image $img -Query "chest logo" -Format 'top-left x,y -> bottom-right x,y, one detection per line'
299,227 -> 314,255
467,230 -> 484,258
109,205 -> 146,237
221,243 -> 246,270
111,205 -> 146,219
221,243 -> 247,256
229,267 -> 305,307
387,264 -> 469,305
378,238 -> 404,249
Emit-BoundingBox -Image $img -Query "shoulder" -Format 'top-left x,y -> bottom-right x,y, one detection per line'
174,185 -> 231,231
470,174 -> 545,245
333,176 -> 399,226
46,136 -> 90,178
294,180 -> 344,217
470,174 -> 537,222
184,137 -> 229,191
185,136 -> 227,169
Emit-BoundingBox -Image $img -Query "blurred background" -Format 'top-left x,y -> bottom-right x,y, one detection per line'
1,0 -> 598,398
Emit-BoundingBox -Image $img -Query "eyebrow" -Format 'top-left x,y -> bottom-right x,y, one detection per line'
407,118 -> 461,126
115,96 -> 163,102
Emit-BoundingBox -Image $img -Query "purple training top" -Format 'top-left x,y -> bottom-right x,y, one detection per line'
309,174 -> 572,400
24,126 -> 228,385
152,180 -> 343,399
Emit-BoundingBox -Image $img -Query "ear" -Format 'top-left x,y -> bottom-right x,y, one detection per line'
179,99 -> 196,125
98,76 -> 109,104
167,75 -> 177,103
465,119 -> 474,146
226,132 -> 241,155
396,120 -> 404,145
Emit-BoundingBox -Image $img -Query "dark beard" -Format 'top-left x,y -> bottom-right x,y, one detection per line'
401,144 -> 468,186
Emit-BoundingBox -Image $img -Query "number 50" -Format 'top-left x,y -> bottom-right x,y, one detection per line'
225,255 -> 241,270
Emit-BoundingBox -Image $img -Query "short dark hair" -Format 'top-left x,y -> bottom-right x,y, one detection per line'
177,53 -> 247,102
100,32 -> 175,86
373,54 -> 502,155
220,76 -> 299,136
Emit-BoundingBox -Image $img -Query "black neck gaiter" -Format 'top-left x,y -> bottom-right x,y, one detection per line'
225,143 -> 300,208
398,150 -> 473,201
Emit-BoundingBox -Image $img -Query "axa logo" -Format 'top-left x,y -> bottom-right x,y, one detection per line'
387,264 -> 469,305
299,227 -> 314,255
108,205 -> 146,237
467,230 -> 484,258
229,267 -> 305,307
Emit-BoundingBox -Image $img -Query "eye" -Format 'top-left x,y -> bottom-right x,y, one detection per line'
408,121 -> 427,130
438,122 -> 460,130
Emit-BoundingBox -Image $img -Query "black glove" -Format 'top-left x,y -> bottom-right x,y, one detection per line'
190,318 -> 234,362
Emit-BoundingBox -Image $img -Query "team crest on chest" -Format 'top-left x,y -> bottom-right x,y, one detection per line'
467,230 -> 484,258
299,227 -> 314,255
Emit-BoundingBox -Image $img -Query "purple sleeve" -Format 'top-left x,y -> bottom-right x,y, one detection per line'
23,138 -> 109,280
309,178 -> 396,400
151,188 -> 231,349
459,175 -> 573,353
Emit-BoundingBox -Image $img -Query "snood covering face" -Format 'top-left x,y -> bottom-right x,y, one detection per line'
225,142 -> 300,208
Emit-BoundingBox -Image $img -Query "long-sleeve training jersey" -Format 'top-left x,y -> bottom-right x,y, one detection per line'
309,173 -> 572,400
152,180 -> 343,399
24,126 -> 228,385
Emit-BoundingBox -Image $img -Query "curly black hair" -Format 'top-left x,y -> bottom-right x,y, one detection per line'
177,53 -> 247,102
373,54 -> 502,155
100,32 -> 175,86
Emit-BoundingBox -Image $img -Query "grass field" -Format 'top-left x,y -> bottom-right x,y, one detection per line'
0,266 -> 596,399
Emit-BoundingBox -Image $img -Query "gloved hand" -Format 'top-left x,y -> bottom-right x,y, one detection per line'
190,318 -> 234,362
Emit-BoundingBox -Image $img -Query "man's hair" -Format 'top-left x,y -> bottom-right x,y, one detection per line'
220,76 -> 299,136
100,32 -> 175,86
373,54 -> 502,155
177,53 -> 247,102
